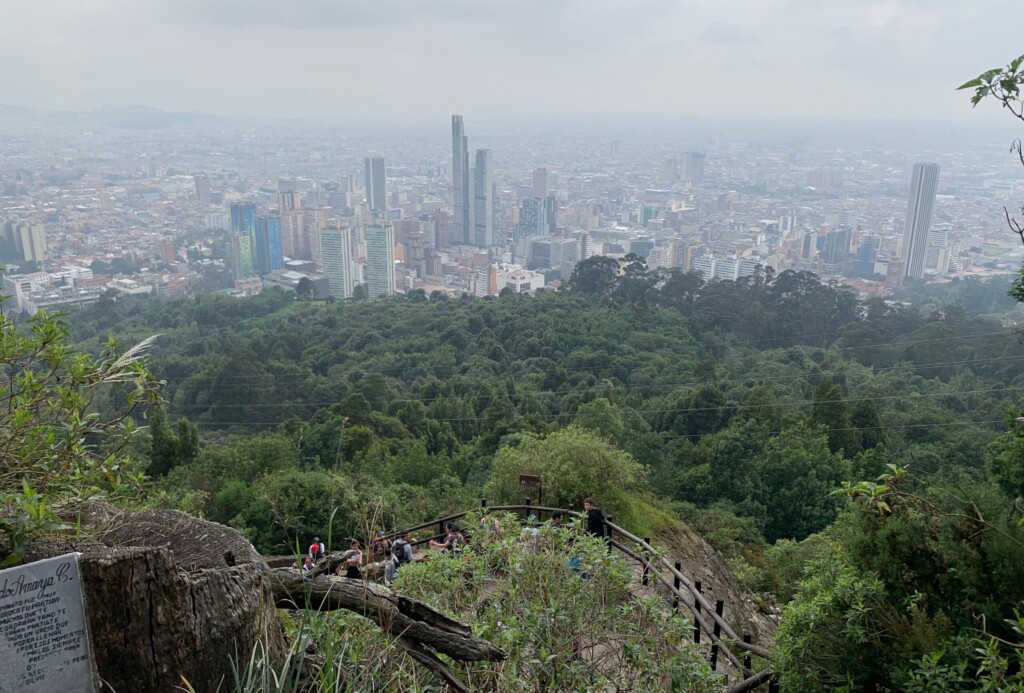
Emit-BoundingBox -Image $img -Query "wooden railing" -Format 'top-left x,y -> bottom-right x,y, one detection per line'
379,500 -> 778,692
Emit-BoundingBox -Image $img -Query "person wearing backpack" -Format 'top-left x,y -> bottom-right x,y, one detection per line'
391,531 -> 414,567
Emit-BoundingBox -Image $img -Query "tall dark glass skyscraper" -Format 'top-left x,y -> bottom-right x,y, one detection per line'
230,202 -> 256,234
451,116 -> 470,245
902,163 -> 940,281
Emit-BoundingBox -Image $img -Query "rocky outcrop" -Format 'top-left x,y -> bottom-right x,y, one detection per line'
654,523 -> 776,647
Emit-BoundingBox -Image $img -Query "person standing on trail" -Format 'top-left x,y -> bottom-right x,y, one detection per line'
430,524 -> 460,553
309,537 -> 325,562
583,498 -> 608,541
391,530 -> 414,567
344,540 -> 363,579
383,551 -> 399,587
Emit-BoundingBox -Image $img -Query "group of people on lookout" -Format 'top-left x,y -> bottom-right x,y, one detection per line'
296,497 -> 610,585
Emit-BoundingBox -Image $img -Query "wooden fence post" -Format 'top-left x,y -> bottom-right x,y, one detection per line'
709,599 -> 724,670
642,537 -> 650,586
673,561 -> 681,610
693,580 -> 702,643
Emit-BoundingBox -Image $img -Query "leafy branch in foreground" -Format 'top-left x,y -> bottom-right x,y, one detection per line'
959,54 -> 1024,244
958,54 -> 1024,115
0,304 -> 161,563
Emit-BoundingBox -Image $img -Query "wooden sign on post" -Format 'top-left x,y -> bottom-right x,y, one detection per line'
0,553 -> 97,693
518,474 -> 542,506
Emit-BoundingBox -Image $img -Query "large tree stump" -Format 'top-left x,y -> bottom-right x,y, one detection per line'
25,507 -> 287,693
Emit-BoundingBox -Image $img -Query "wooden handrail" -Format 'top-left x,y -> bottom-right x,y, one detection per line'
380,503 -> 774,666
592,512 -> 773,660
610,537 -> 750,676
726,669 -> 774,693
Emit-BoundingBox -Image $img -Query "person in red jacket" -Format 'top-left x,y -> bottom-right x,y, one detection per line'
308,537 -> 325,562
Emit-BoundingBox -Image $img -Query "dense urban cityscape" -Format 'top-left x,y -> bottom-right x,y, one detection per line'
1,107 -> 1021,315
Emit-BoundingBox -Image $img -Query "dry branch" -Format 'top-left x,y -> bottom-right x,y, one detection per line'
270,568 -> 506,664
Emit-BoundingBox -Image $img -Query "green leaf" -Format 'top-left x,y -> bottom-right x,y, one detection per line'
957,78 -> 983,90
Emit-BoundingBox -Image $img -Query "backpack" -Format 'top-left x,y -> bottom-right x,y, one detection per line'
392,539 -> 411,565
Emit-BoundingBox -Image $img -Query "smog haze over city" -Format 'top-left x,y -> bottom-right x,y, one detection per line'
2,0 -> 1022,123
1,0 -> 1023,310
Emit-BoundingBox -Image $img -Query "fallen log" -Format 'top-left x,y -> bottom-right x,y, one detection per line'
270,568 -> 506,663
265,550 -> 355,577
399,637 -> 471,693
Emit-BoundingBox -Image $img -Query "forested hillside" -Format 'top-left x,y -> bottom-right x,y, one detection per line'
66,267 -> 1022,553
0,263 -> 1019,689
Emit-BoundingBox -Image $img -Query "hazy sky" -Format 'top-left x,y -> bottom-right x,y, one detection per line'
2,0 -> 1021,123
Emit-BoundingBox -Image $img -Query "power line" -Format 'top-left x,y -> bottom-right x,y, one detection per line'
160,418 -> 1012,440
167,387 -> 1022,424
159,354 -> 1024,409
659,418 -> 1009,442
152,334 -> 1023,393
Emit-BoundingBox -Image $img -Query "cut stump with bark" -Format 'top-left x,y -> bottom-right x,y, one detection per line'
25,507 -> 285,693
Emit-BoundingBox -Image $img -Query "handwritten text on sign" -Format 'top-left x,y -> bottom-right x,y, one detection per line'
0,553 -> 96,693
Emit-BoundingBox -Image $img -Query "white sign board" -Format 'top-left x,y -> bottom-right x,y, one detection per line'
0,553 -> 97,693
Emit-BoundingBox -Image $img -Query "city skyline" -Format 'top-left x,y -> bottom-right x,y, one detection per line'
1,102 -> 1021,313
1,1 -> 1021,123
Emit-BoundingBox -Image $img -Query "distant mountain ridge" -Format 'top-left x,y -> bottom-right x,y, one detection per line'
0,102 -> 222,130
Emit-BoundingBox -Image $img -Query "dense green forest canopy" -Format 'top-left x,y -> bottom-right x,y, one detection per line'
55,268 -> 1021,553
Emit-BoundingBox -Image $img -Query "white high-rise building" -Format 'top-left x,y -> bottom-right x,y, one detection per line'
451,116 -> 471,245
474,149 -> 494,247
364,157 -> 387,213
365,224 -> 396,298
320,226 -> 353,299
901,163 -> 940,281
